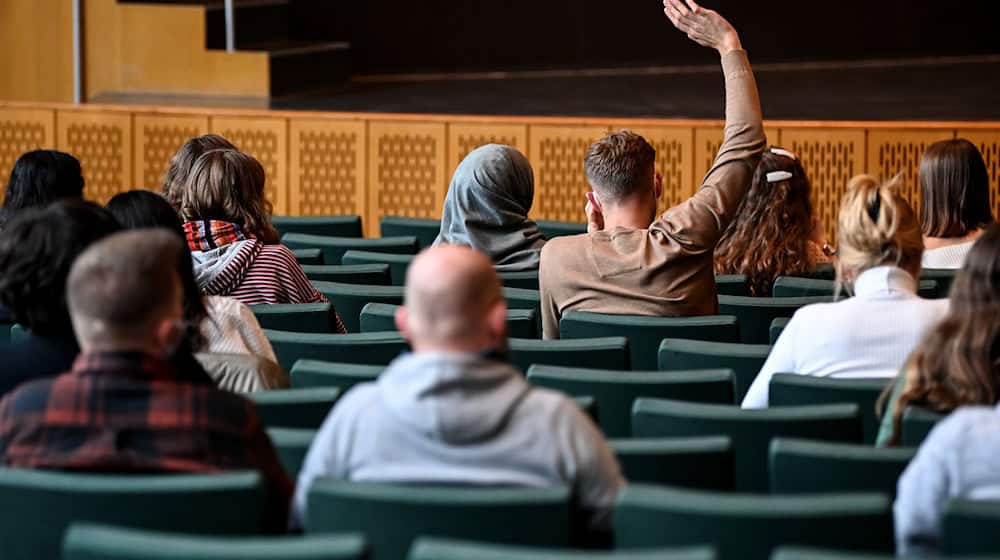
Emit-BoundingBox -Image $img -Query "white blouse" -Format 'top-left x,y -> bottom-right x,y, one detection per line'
741,266 -> 949,409
922,240 -> 975,270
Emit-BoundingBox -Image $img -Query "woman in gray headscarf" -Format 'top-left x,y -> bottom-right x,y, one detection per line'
435,144 -> 546,271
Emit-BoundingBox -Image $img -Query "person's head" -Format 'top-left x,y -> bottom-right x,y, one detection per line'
919,138 -> 993,239
449,144 -> 535,218
584,130 -> 659,222
1,150 -> 85,226
836,174 -> 923,283
66,229 -> 186,355
162,134 -> 237,210
0,200 -> 120,337
715,147 -> 815,296
178,149 -> 278,243
395,245 -> 507,353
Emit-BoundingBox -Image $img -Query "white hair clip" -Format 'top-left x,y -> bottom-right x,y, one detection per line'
766,170 -> 793,183
769,147 -> 797,160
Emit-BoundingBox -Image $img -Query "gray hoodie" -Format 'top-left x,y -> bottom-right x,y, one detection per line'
293,352 -> 625,529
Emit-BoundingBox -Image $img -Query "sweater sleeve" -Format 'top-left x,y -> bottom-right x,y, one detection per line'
558,400 -> 625,532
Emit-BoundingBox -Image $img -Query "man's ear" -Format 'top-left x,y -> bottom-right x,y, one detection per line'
395,306 -> 412,342
653,171 -> 663,201
154,317 -> 182,356
487,301 -> 507,344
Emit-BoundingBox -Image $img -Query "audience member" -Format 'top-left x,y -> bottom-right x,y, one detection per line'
919,138 -> 994,269
539,1 -> 765,338
742,175 -> 948,408
715,147 -> 833,296
435,144 -> 546,271
0,230 -> 292,531
0,200 -> 119,396
0,149 -> 84,228
877,224 -> 1000,446
161,134 -> 237,208
293,245 -> 624,533
107,190 -> 287,391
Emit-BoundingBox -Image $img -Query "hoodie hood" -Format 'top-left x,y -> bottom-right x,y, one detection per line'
377,352 -> 531,444
190,239 -> 261,297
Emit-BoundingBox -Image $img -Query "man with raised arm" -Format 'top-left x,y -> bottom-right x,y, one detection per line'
539,0 -> 766,338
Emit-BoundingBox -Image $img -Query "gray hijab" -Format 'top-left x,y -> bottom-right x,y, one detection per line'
435,145 -> 546,271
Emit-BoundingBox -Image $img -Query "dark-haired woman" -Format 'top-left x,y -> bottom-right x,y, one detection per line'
0,150 -> 85,228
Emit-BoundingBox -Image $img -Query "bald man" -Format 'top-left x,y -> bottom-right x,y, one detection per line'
293,245 -> 625,532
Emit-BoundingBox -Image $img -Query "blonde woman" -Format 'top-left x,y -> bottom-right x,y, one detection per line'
741,175 -> 948,408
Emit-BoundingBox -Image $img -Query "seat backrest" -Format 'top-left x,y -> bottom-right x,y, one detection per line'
341,250 -> 415,285
291,248 -> 324,266
248,303 -> 341,333
272,215 -> 364,239
10,323 -> 28,342
536,220 -> 587,239
942,499 -> 1000,556
306,480 -> 572,560
267,428 -> 316,479
771,547 -> 898,560
631,399 -> 862,492
769,318 -> 789,345
380,216 -> 442,249
281,233 -> 418,265
63,522 -> 367,560
768,438 -> 915,495
248,387 -> 342,429
301,264 -> 391,286
614,484 -> 892,560
718,295 -> 831,344
510,337 -> 629,372
900,406 -> 945,446
289,360 -> 383,389
921,268 -> 957,298
527,365 -> 735,437
498,270 -> 540,290
311,281 -> 405,332
658,339 -> 771,402
768,374 -> 891,444
773,277 -> 940,299
408,537 -> 717,560
560,312 -> 740,371
264,329 -> 408,370
610,436 -> 735,491
360,303 -> 540,339
715,274 -> 750,297
0,469 -> 264,560
503,287 -> 542,316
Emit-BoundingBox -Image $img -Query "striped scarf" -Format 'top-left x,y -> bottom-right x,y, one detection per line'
184,220 -> 252,252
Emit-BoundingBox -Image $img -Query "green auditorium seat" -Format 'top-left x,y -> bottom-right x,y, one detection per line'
267,428 -> 315,479
631,399 -> 862,492
272,215 -> 363,238
10,323 -> 28,342
527,365 -> 735,437
301,264 -> 391,285
574,395 -> 599,424
63,523 -> 367,560
768,438 -> 915,495
716,274 -> 750,297
311,281 -> 404,332
342,250 -> 415,285
248,387 -> 341,429
658,339 -> 771,402
503,287 -> 542,316
718,295 -> 831,344
360,302 -> 540,338
0,321 -> 11,343
943,499 -> 1000,556
292,248 -> 324,265
610,437 -> 735,490
248,303 -> 342,333
290,360 -> 383,389
770,548 -> 899,560
772,276 -> 939,299
409,537 -> 717,560
900,406 -> 945,446
615,484 -> 892,560
769,318 -> 789,344
560,312 -> 740,371
768,374 -> 891,444
380,216 -> 441,249
281,233 -> 418,265
536,219 -> 587,239
510,337 -> 629,371
306,481 -> 572,560
0,469 -> 264,560
264,330 -> 408,370
792,264 -> 836,281
922,268 -> 957,298
498,270 -> 539,290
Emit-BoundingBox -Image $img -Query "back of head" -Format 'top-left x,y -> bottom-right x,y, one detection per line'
836,174 -> 922,282
162,134 -> 237,210
919,138 -> 993,238
179,148 -> 278,243
584,130 -> 656,204
67,229 -> 184,352
0,200 -> 120,336
1,150 -> 84,226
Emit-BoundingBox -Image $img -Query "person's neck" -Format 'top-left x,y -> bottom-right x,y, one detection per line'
80,340 -> 165,357
410,338 -> 492,355
924,229 -> 983,251
602,199 -> 654,231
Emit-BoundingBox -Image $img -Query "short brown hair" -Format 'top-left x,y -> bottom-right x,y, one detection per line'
162,134 -> 237,209
584,130 -> 656,201
919,138 -> 993,238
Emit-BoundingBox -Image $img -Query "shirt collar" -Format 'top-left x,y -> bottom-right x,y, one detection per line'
71,351 -> 177,381
852,265 -> 917,298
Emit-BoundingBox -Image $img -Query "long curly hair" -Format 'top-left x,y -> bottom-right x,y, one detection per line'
715,148 -> 816,296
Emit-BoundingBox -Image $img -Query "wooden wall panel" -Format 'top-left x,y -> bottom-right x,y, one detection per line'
958,130 -> 1000,221
0,108 -> 56,201
56,110 -> 133,204
289,119 -> 367,222
625,126 -> 694,213
528,124 -> 609,222
211,116 -> 289,215
694,126 -> 780,184
866,129 -> 956,207
133,114 -> 209,191
0,0 -> 74,102
447,122 -> 529,180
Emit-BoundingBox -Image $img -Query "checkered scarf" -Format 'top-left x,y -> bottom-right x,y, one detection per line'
183,220 -> 251,252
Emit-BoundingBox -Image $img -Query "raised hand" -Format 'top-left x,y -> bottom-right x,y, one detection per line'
585,192 -> 605,234
663,0 -> 742,55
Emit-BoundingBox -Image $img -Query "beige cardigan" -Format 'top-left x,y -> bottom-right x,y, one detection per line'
197,296 -> 287,392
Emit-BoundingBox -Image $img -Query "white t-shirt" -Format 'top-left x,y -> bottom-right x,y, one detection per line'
922,240 -> 976,270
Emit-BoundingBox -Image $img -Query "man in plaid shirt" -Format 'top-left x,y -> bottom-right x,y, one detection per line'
0,229 -> 292,531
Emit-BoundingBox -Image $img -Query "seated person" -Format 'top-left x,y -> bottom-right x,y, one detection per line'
161,134 -> 236,210
714,147 -> 834,296
0,230 -> 292,531
293,245 -> 624,532
539,1 -> 765,338
0,200 -> 120,396
742,175 -> 949,408
435,144 -> 546,271
877,224 -> 1000,446
1,149 -> 85,228
919,138 -> 994,269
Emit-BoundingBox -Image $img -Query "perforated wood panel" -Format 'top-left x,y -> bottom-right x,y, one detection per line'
56,110 -> 133,203
210,117 -> 289,215
368,121 -> 447,234
289,119 -> 366,222
528,124 -> 609,222
866,129 -> 956,207
133,114 -> 208,191
447,122 -> 528,181
694,126 -> 779,185
623,126 -> 694,213
0,108 -> 56,202
957,130 -> 1000,221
